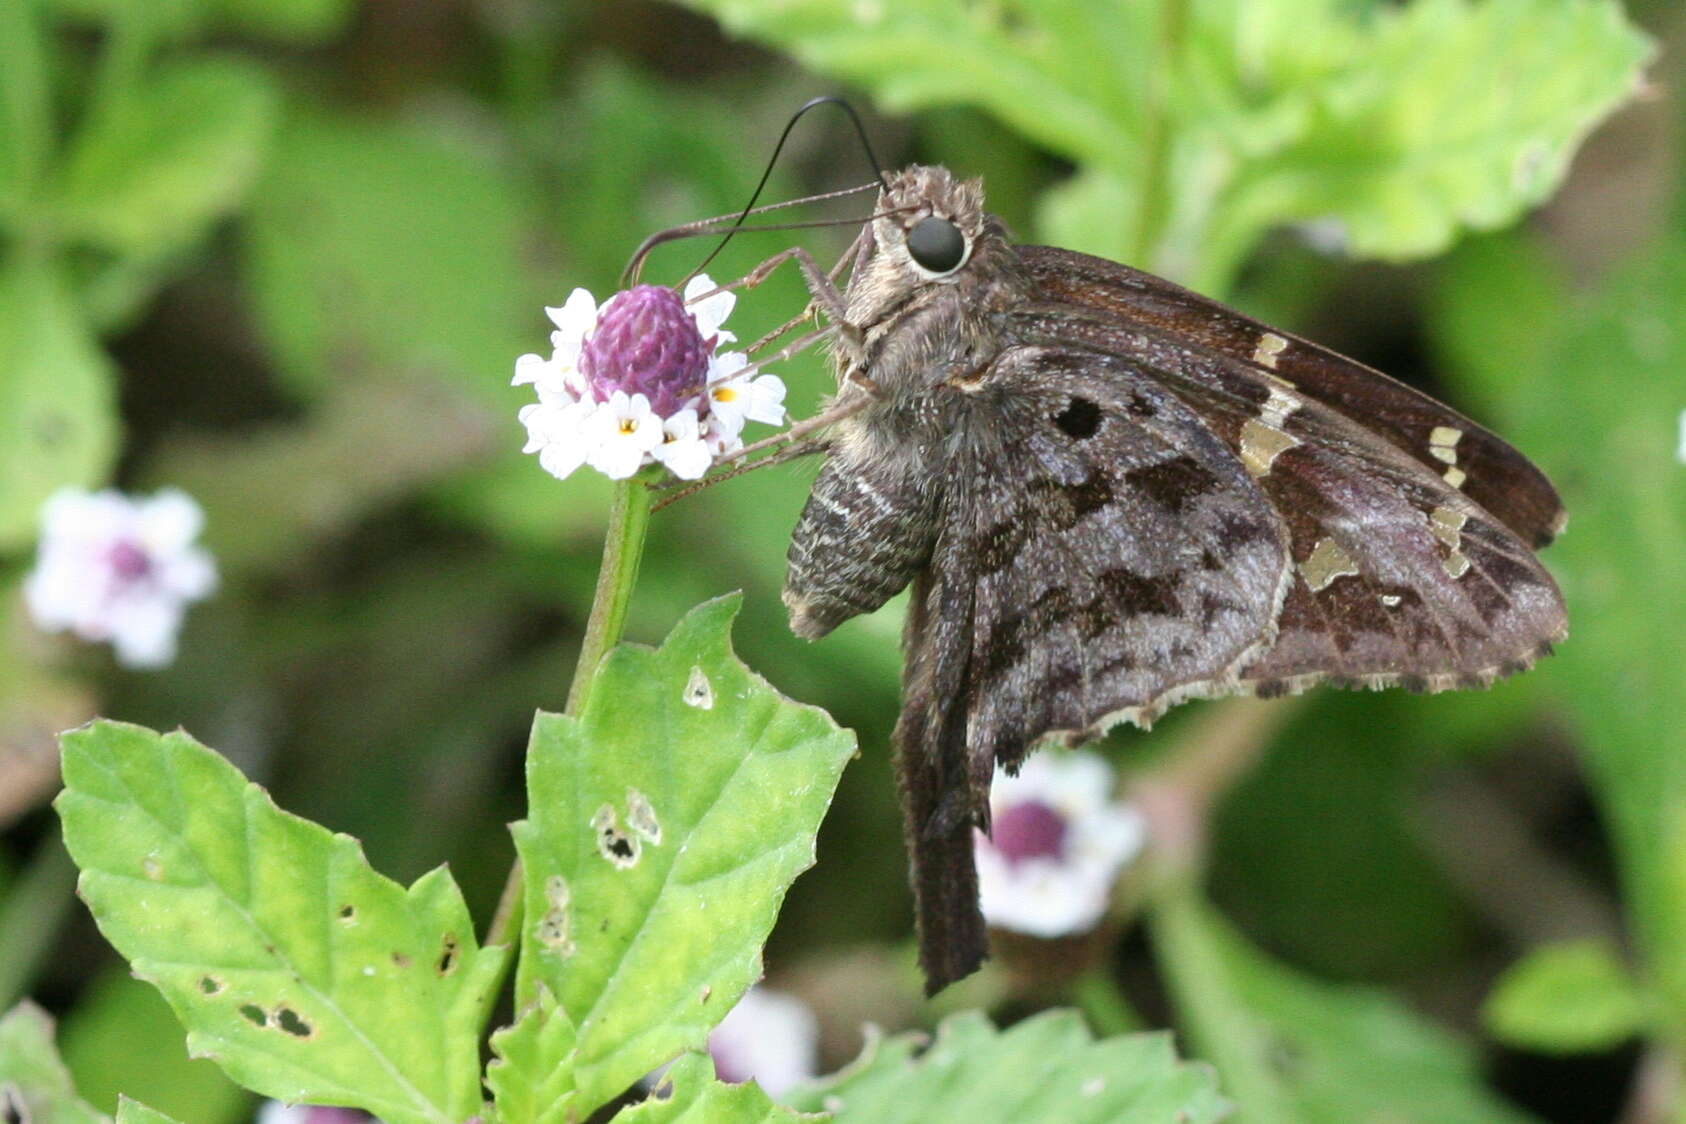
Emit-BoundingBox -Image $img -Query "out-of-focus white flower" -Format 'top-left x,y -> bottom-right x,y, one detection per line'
257,1102 -> 375,1124
975,751 -> 1145,939
513,275 -> 784,483
24,487 -> 217,669
707,986 -> 819,1098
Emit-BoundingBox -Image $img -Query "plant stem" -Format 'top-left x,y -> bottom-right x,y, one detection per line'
0,835 -> 77,1009
1070,964 -> 1143,1037
483,478 -> 655,959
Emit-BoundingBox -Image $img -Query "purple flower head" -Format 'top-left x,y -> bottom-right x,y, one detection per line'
581,285 -> 711,419
992,799 -> 1069,867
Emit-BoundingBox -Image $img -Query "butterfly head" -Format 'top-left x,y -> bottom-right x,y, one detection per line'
874,165 -> 988,280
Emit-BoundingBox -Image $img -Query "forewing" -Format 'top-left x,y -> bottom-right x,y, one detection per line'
1020,246 -> 1567,548
950,344 -> 1291,783
1006,306 -> 1568,699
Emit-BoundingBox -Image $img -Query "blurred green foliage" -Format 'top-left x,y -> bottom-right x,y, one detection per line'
0,0 -> 1678,1119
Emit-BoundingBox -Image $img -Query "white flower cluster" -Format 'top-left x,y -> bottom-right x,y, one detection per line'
975,751 -> 1146,939
24,487 -> 217,669
514,275 -> 786,482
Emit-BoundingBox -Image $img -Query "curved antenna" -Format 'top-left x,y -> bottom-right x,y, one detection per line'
680,96 -> 891,284
621,181 -> 883,287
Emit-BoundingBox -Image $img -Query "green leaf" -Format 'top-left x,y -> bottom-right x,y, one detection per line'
0,251 -> 119,551
116,1099 -> 188,1124
0,1002 -> 107,1124
1483,940 -> 1645,1055
512,595 -> 856,1112
782,1010 -> 1227,1123
60,972 -> 248,1124
0,0 -> 53,221
241,107 -> 530,403
54,55 -> 279,260
1153,890 -> 1536,1123
677,0 -> 1649,292
1224,0 -> 1654,263
54,721 -> 506,1124
613,1053 -> 819,1124
485,987 -> 579,1124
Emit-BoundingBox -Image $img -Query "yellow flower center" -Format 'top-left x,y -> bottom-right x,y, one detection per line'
713,387 -> 738,403
619,419 -> 638,435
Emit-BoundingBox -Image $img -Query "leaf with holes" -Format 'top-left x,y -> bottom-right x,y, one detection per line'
781,1011 -> 1227,1123
612,1053 -> 819,1124
0,1002 -> 107,1124
511,595 -> 856,1113
54,722 -> 506,1124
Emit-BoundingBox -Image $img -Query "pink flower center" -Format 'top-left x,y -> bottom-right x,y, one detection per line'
992,799 -> 1069,866
107,539 -> 153,582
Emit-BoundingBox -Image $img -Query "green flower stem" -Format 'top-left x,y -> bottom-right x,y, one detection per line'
1069,964 -> 1143,1038
1148,877 -> 1298,1121
0,834 -> 77,1010
484,476 -> 655,957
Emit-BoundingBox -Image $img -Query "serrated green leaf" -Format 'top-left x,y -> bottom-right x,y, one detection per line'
1224,0 -> 1653,263
54,721 -> 506,1124
782,1010 -> 1227,1123
0,1001 -> 107,1124
1483,940 -> 1645,1055
241,107 -> 529,403
512,595 -> 856,1112
1153,891 -> 1535,1123
0,251 -> 119,551
116,1098 -> 187,1124
486,986 -> 579,1124
678,0 -> 1648,292
614,1053 -> 818,1124
54,56 -> 279,259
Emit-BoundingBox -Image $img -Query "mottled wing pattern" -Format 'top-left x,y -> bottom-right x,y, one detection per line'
946,344 -> 1291,787
1006,306 -> 1568,700
1020,246 -> 1568,548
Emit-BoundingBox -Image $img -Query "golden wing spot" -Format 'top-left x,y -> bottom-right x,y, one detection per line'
1298,537 -> 1360,592
1251,332 -> 1289,369
1240,385 -> 1302,477
1429,504 -> 1472,579
1428,426 -> 1467,489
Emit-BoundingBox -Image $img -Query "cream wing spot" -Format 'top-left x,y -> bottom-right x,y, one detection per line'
1298,537 -> 1360,592
1429,426 -> 1467,489
1429,504 -> 1472,579
1251,332 -> 1289,369
1240,385 -> 1303,477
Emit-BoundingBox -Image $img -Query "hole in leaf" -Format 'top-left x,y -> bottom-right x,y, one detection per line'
141,855 -> 164,881
275,1007 -> 313,1038
391,952 -> 412,969
438,933 -> 460,976
592,804 -> 640,869
626,789 -> 662,845
1053,397 -> 1102,439
338,904 -> 356,922
199,976 -> 223,995
239,1004 -> 267,1027
683,666 -> 714,709
537,875 -> 575,956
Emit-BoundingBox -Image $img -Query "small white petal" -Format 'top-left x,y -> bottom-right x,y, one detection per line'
513,351 -> 553,387
159,547 -> 218,600
107,596 -> 183,669
544,288 -> 599,340
137,488 -> 205,553
743,375 -> 788,426
684,274 -> 737,344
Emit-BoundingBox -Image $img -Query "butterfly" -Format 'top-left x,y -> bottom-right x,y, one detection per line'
774,165 -> 1567,994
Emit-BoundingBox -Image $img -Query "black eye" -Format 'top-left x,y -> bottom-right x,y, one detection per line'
906,217 -> 966,274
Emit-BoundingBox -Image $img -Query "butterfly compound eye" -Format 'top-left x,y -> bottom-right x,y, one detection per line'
906,216 -> 967,275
